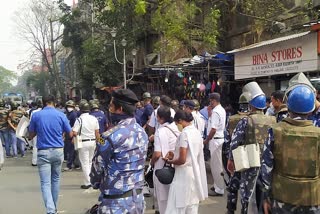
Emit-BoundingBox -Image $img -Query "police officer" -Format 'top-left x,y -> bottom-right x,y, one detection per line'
0,99 -> 9,168
90,89 -> 148,213
270,90 -> 288,123
225,92 -> 250,214
140,92 -> 154,127
89,101 -> 107,134
63,100 -> 79,171
261,80 -> 320,214
183,100 -> 205,137
227,82 -> 276,214
7,102 -> 25,158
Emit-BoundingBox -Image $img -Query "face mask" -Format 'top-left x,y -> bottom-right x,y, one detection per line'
75,106 -> 80,111
67,107 -> 73,112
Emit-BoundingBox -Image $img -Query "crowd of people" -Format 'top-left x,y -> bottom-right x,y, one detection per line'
0,71 -> 320,214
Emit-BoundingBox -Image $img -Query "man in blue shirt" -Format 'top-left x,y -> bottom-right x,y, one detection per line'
140,92 -> 153,127
29,95 -> 72,214
89,102 -> 107,134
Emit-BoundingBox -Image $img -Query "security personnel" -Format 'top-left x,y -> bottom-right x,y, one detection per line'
0,99 -> 9,168
183,100 -> 205,137
225,92 -> 250,214
270,90 -> 288,123
140,92 -> 154,127
90,89 -> 148,213
261,84 -> 320,213
89,101 -> 107,134
63,100 -> 79,171
7,102 -> 25,157
228,82 -> 276,214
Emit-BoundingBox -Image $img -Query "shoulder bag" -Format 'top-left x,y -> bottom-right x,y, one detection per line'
74,118 -> 83,150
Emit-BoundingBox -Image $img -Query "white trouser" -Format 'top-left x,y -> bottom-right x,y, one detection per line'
165,203 -> 199,214
32,137 -> 37,165
78,142 -> 96,185
209,139 -> 225,194
0,138 -> 4,165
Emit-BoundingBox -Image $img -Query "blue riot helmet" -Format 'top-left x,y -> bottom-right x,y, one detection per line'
249,95 -> 266,109
242,81 -> 266,110
287,85 -> 315,114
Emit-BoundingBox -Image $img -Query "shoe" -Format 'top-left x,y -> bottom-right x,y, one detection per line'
155,211 -> 160,214
63,160 -> 67,163
13,156 -> 18,159
21,155 -> 25,158
62,167 -> 72,172
210,186 -> 215,192
143,185 -> 151,197
6,155 -> 12,158
208,190 -> 223,197
81,184 -> 92,189
75,166 -> 81,170
31,163 -> 37,167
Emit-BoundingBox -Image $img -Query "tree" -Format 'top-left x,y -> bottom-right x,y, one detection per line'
14,0 -> 65,99
0,66 -> 16,95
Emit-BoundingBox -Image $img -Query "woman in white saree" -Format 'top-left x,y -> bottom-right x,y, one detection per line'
151,106 -> 180,214
164,110 -> 208,214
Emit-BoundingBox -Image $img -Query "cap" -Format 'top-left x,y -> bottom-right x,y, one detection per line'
209,93 -> 221,102
184,100 -> 195,109
112,89 -> 139,105
179,100 -> 186,106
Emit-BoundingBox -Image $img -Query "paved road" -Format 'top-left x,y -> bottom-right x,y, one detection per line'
0,152 -> 239,214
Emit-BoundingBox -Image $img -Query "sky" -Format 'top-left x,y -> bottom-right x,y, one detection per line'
0,0 -> 74,74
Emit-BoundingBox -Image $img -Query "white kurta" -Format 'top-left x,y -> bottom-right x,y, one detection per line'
165,125 -> 208,214
153,122 -> 180,214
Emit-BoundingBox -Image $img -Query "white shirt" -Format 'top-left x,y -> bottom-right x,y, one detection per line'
210,104 -> 226,138
73,113 -> 99,141
192,111 -> 205,138
148,106 -> 175,130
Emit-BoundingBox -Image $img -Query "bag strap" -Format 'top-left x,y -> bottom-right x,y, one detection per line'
164,125 -> 178,137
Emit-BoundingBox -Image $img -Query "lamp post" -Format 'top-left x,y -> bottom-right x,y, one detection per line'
110,28 -> 133,89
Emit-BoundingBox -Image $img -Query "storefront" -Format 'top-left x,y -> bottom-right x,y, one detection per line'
228,30 -> 320,95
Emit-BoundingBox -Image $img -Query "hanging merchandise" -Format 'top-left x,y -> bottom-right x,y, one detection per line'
199,83 -> 206,92
211,80 -> 216,92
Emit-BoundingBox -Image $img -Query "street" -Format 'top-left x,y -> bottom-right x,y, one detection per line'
0,152 -> 240,214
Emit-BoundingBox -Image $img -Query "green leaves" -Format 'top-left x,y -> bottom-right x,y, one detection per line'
134,0 -> 146,15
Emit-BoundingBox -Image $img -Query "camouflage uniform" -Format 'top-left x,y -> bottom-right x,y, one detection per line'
0,107 -> 9,146
229,111 -> 275,214
7,109 -> 25,157
225,112 -> 248,213
90,117 -> 148,214
261,118 -> 320,214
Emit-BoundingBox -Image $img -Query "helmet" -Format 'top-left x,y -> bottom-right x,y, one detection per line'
90,103 -> 99,110
0,99 -> 4,107
11,102 -> 19,109
239,92 -> 251,104
171,100 -> 179,107
242,82 -> 265,101
287,85 -> 315,114
152,96 -> 160,105
155,164 -> 175,185
192,99 -> 200,110
142,92 -> 151,99
80,102 -> 90,112
79,99 -> 88,106
65,100 -> 75,107
249,95 -> 266,109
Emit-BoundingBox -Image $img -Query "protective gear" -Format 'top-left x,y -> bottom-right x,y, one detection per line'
286,72 -> 315,95
272,117 -> 320,206
65,100 -> 75,108
170,100 -> 179,109
287,85 -> 315,114
242,82 -> 265,101
10,110 -> 24,128
11,102 -> 19,109
245,112 -> 276,152
228,113 -> 248,136
79,99 -> 88,106
90,103 -> 99,110
192,99 -> 200,110
80,102 -> 90,112
142,92 -> 151,99
152,96 -> 160,105
0,99 -> 4,107
238,92 -> 251,104
250,95 -> 266,109
0,108 -> 9,130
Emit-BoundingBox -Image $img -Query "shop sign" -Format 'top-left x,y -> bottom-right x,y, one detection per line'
234,32 -> 319,79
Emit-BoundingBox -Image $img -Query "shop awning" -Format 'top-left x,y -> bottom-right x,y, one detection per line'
227,31 -> 310,54
228,31 -> 319,80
